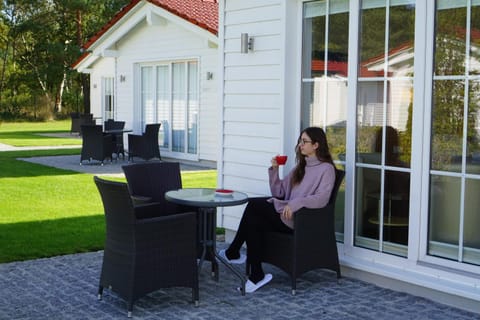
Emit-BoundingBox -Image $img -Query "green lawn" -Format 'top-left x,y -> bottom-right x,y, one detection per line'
0,120 -> 82,146
0,121 -> 217,263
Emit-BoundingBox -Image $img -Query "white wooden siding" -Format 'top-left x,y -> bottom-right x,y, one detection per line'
221,0 -> 287,230
89,58 -> 115,120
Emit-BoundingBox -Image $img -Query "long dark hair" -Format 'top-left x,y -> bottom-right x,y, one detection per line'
291,127 -> 334,186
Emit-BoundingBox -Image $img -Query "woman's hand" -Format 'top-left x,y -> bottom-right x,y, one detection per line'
271,155 -> 279,168
282,205 -> 293,220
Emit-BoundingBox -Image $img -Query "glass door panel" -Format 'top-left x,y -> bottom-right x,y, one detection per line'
172,62 -> 186,153
187,61 -> 198,154
355,0 -> 415,257
302,0 -> 349,242
427,0 -> 480,266
157,65 -> 170,148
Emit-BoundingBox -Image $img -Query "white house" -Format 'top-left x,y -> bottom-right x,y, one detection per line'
75,0 -> 480,313
73,0 -> 219,163
218,0 -> 480,313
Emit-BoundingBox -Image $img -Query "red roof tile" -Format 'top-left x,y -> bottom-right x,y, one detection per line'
82,0 -> 218,51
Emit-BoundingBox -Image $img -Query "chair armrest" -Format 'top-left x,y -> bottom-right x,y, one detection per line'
131,195 -> 153,206
128,133 -> 143,141
134,202 -> 193,219
134,202 -> 164,219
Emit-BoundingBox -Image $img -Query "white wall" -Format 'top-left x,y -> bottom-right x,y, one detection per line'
89,58 -> 115,120
220,0 -> 302,231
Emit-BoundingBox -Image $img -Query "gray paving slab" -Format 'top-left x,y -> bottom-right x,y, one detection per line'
1,243 -> 479,320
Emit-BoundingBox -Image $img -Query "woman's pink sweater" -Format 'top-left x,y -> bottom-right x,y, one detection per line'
267,156 -> 335,228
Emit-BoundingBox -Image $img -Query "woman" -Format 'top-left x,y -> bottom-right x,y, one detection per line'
219,127 -> 336,293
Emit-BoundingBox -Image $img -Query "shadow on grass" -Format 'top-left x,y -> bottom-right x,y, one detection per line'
0,215 -> 106,264
0,149 -> 82,178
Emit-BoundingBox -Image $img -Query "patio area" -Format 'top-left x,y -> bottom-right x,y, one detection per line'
1,243 -> 479,320
2,143 -> 479,319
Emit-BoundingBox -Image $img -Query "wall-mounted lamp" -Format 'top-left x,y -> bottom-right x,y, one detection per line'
240,33 -> 254,54
119,75 -> 126,82
206,72 -> 213,80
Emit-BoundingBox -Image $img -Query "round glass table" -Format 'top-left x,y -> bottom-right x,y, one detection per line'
165,188 -> 249,294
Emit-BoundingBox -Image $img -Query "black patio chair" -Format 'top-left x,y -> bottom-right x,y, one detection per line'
122,161 -> 184,212
73,113 -> 96,135
79,125 -> 113,165
128,123 -> 161,161
70,112 -> 80,134
122,162 -> 213,267
246,168 -> 345,295
94,176 -> 199,317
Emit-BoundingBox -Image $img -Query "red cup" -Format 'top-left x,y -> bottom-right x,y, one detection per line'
276,155 -> 288,165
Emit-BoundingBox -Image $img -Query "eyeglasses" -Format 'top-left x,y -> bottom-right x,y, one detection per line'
298,139 -> 313,145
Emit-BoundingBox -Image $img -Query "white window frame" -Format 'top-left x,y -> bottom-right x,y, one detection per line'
136,58 -> 200,161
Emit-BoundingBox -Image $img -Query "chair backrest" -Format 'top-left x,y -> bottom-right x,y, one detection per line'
122,162 -> 182,213
105,119 -> 125,131
144,123 -> 161,139
328,168 -> 345,205
104,119 -> 115,130
81,125 -> 103,143
112,121 -> 125,130
94,176 -> 136,242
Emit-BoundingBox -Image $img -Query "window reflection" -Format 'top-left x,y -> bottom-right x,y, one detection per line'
356,0 -> 414,256
434,3 -> 466,76
428,1 -> 480,266
302,0 -> 349,242
359,1 -> 415,78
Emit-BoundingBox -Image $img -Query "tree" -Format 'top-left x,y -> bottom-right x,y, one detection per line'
0,0 -> 129,119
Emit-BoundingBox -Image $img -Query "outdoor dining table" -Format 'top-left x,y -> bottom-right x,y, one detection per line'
104,128 -> 132,160
165,188 -> 249,295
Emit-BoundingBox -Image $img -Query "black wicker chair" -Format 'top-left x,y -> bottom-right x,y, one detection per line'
246,168 -> 345,295
104,119 -> 126,159
71,113 -> 95,135
122,162 -> 184,211
80,125 -> 113,165
122,162 -> 213,266
94,176 -> 199,317
128,123 -> 161,161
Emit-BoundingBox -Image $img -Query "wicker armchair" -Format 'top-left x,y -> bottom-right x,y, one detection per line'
122,162 -> 184,212
122,162 -> 212,265
71,113 -> 95,135
128,123 -> 161,161
247,168 -> 345,295
94,176 -> 199,317
80,125 -> 113,165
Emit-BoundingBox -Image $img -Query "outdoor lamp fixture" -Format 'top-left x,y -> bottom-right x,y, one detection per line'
240,33 -> 254,53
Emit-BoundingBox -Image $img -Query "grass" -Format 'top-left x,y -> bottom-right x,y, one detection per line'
0,121 -> 217,263
0,120 -> 82,146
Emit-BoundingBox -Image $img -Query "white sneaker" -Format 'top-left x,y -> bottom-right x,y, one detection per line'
239,274 -> 273,293
218,249 -> 246,264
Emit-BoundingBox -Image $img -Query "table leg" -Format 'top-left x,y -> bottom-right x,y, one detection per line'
197,207 -> 246,295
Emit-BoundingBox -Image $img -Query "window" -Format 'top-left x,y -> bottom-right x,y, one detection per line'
140,60 -> 199,158
302,0 -> 349,242
301,0 -> 480,271
102,77 -> 114,120
428,0 -> 480,266
354,0 -> 415,258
